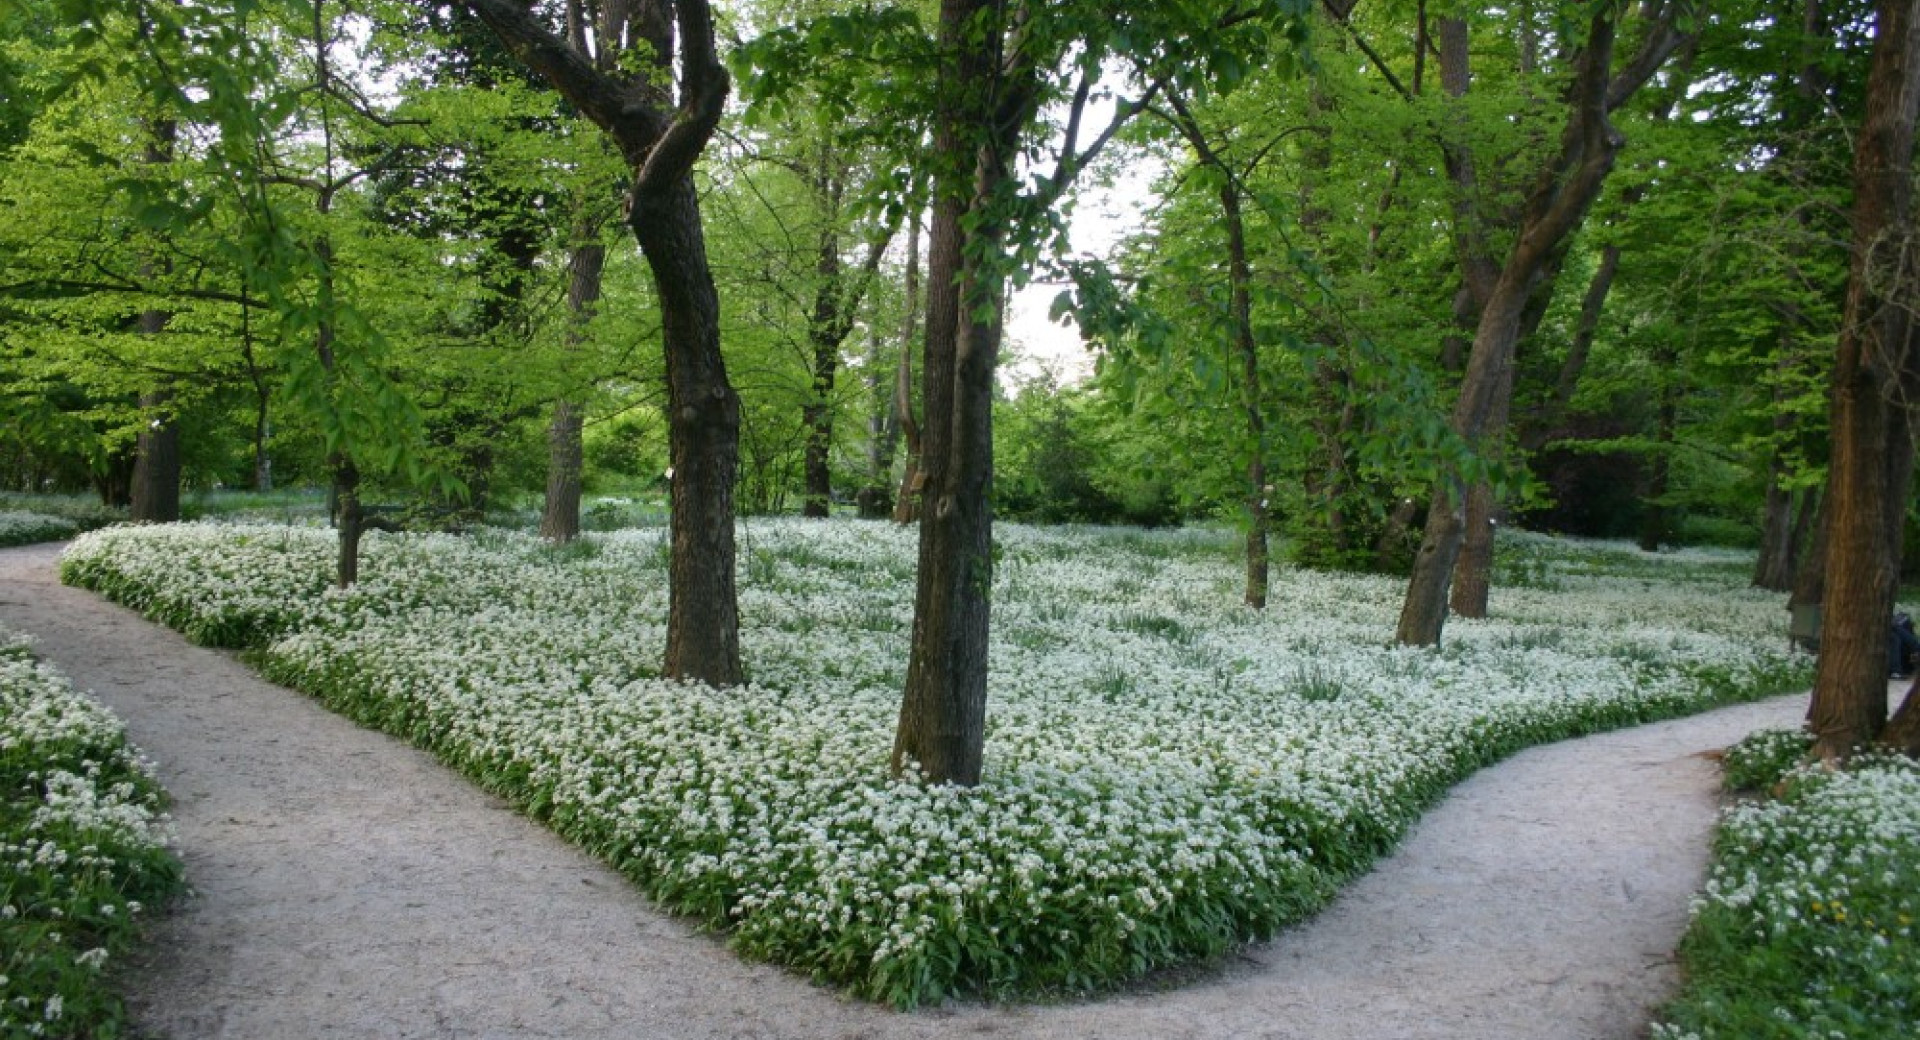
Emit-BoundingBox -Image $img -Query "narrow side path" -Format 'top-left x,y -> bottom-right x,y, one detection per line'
0,542 -> 1812,1039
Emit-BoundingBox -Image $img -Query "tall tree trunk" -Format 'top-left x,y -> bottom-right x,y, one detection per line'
894,0 -> 1016,785
1165,90 -> 1271,605
541,233 -> 605,543
632,175 -> 743,687
332,456 -> 363,588
802,187 -> 845,519
467,0 -> 739,684
1807,0 -> 1920,761
1400,4 -> 1688,645
1758,2 -> 1832,589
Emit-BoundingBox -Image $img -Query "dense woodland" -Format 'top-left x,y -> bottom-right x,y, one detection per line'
4,0 -> 1920,773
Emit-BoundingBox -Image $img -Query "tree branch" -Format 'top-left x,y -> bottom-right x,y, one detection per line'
632,0 -> 731,198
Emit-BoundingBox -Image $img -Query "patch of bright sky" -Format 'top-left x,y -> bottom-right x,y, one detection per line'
1001,153 -> 1162,390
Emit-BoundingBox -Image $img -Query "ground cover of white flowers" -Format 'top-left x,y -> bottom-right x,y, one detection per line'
0,625 -> 183,1039
59,520 -> 1809,1007
1654,729 -> 1920,1039
0,513 -> 78,550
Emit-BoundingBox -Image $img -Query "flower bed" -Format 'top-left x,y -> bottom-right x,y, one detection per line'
1,627 -> 182,1038
61,521 -> 1807,1006
0,513 -> 79,550
1656,730 -> 1919,1039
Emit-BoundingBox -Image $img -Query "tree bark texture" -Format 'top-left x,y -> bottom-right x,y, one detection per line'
632,176 -> 743,687
332,455 -> 364,589
1754,476 -> 1800,590
1807,0 -> 1920,761
893,0 -> 1024,786
129,386 -> 181,524
541,236 -> 605,543
802,165 -> 848,519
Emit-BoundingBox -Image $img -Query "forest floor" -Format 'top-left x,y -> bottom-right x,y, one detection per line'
0,540 -> 1827,1040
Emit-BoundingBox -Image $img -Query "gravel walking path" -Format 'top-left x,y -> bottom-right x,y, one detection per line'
0,541 -> 1814,1039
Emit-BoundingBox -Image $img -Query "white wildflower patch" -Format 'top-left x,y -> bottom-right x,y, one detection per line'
0,511 -> 78,549
1,624 -> 182,1037
61,521 -> 1806,1006
1661,756 -> 1920,1038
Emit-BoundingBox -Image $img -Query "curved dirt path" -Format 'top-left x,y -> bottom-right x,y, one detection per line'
0,542 -> 1814,1039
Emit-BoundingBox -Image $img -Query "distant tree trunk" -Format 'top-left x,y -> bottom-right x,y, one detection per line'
1807,0 -> 1920,762
802,205 -> 844,519
1791,494 -> 1831,622
1638,345 -> 1681,551
1754,474 -> 1799,590
1399,4 -> 1691,645
130,118 -> 180,524
1757,4 -> 1831,589
238,297 -> 272,492
864,215 -> 921,520
129,384 -> 181,523
95,452 -> 134,509
1165,90 -> 1270,605
891,327 -> 924,525
541,233 -> 605,543
1225,183 -> 1269,608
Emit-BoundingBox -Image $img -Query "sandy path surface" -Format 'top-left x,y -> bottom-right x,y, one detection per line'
0,541 -> 1814,1039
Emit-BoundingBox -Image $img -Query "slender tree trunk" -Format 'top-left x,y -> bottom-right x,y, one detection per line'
1638,347 -> 1681,551
802,186 -> 846,518
1551,244 -> 1620,428
541,234 -> 605,543
894,0 -> 1012,785
1222,183 -> 1269,607
332,456 -> 363,588
1808,0 -> 1920,761
1754,473 -> 1798,589
631,175 -> 743,687
892,330 -> 924,525
865,215 -> 921,519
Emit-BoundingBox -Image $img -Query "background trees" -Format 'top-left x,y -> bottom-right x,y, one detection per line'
5,2 -> 1916,756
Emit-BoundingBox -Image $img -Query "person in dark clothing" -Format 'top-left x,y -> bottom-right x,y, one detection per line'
1891,612 -> 1920,680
